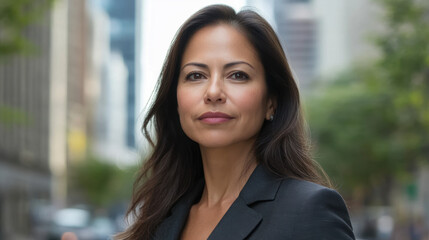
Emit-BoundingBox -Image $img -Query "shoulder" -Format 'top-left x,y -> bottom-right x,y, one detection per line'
276,178 -> 355,239
277,177 -> 343,206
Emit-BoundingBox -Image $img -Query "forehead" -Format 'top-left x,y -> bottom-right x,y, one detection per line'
181,23 -> 261,66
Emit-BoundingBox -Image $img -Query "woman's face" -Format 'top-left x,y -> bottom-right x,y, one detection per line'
177,24 -> 275,149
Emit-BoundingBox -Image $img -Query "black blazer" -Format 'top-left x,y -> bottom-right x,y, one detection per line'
153,165 -> 355,240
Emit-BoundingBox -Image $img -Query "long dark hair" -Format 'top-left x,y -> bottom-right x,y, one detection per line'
116,4 -> 330,240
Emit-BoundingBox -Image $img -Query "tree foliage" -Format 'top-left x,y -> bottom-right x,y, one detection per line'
0,0 -> 55,126
0,0 -> 55,57
308,0 -> 429,202
0,104 -> 32,127
69,155 -> 138,208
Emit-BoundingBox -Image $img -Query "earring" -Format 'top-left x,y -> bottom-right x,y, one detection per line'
269,115 -> 274,121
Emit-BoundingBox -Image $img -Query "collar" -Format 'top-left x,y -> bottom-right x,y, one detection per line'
153,164 -> 282,240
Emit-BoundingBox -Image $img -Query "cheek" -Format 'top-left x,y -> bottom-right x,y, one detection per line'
233,87 -> 268,115
177,87 -> 197,120
177,87 -> 202,142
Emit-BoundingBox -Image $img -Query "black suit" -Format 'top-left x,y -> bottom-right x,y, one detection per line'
153,165 -> 355,240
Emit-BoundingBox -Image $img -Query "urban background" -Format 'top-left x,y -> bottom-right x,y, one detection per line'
0,0 -> 428,239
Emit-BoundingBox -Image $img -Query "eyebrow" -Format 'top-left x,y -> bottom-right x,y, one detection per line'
181,61 -> 255,71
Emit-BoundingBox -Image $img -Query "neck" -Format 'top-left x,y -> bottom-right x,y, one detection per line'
199,141 -> 257,207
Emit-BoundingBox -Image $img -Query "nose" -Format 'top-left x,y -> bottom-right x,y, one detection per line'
204,75 -> 226,104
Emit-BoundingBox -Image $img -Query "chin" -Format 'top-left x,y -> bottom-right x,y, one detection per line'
196,137 -> 256,150
197,141 -> 232,149
187,133 -> 258,150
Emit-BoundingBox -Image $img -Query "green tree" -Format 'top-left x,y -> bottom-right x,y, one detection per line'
69,155 -> 138,208
308,0 -> 429,204
375,0 -> 429,162
0,0 -> 56,126
0,104 -> 31,127
308,68 -> 407,203
0,0 -> 55,57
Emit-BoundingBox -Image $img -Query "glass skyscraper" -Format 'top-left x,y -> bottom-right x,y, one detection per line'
101,0 -> 137,148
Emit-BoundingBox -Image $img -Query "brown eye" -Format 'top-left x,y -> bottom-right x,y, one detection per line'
230,71 -> 249,80
186,72 -> 206,81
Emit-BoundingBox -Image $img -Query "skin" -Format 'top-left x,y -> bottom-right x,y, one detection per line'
177,23 -> 275,240
61,232 -> 78,240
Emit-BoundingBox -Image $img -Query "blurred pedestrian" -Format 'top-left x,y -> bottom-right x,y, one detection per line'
409,217 -> 429,240
116,4 -> 355,240
61,232 -> 78,240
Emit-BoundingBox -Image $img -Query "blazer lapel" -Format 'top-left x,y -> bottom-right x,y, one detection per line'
208,197 -> 261,240
208,165 -> 282,240
153,180 -> 204,240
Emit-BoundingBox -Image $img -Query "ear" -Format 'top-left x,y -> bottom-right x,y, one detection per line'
265,96 -> 277,120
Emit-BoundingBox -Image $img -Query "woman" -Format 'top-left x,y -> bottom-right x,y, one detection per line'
117,4 -> 355,240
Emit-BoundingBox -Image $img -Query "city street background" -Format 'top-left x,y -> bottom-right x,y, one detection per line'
0,0 -> 428,239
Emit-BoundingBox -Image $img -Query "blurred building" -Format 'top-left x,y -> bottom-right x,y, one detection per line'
0,9 -> 52,238
67,0 -> 91,164
0,0 -> 91,238
313,0 -> 383,79
274,0 -> 317,89
107,0 -> 137,150
90,0 -> 140,166
245,0 -> 317,88
247,0 -> 382,89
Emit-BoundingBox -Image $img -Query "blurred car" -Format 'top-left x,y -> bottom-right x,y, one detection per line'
47,208 -> 116,240
351,206 -> 393,240
90,216 -> 117,239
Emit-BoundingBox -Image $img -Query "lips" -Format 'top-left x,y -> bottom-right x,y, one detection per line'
198,112 -> 233,124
